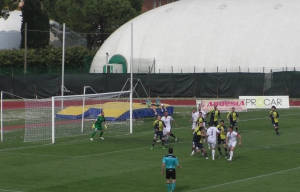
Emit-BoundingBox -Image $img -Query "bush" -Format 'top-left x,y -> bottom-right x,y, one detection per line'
0,46 -> 97,74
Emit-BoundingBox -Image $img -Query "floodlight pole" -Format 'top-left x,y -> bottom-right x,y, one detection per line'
130,23 -> 133,134
61,23 -> 66,110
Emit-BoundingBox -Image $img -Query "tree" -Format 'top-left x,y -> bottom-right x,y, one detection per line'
0,0 -> 19,20
129,0 -> 144,13
55,0 -> 142,50
20,0 -> 50,49
41,0 -> 58,20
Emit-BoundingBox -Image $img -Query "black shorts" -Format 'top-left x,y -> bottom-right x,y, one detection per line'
154,131 -> 164,139
273,123 -> 279,127
195,142 -> 204,149
166,169 -> 176,179
218,138 -> 226,145
231,121 -> 237,127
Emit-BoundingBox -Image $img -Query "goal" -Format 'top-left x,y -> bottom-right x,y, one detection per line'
24,91 -> 132,143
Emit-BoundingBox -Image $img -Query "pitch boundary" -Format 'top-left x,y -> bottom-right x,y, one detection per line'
185,167 -> 300,192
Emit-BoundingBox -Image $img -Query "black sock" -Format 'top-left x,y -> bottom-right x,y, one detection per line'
170,133 -> 176,138
225,148 -> 228,155
152,140 -> 155,147
275,128 -> 279,134
218,147 -> 221,153
236,127 -> 238,132
162,140 -> 165,146
204,153 -> 207,157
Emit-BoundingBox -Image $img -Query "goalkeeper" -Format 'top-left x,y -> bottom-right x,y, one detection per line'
90,111 -> 107,141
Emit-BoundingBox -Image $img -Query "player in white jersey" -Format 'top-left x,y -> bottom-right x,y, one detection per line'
226,126 -> 242,162
161,111 -> 178,142
206,122 -> 220,160
190,108 -> 198,133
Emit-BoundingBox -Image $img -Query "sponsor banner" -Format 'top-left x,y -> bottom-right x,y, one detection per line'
239,96 -> 290,109
196,99 -> 247,112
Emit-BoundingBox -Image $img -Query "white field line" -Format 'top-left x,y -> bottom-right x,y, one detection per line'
0,189 -> 23,192
2,141 -> 190,159
185,166 -> 300,192
0,112 -> 299,154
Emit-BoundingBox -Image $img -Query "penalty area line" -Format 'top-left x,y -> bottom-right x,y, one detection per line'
185,166 -> 300,192
0,189 -> 23,192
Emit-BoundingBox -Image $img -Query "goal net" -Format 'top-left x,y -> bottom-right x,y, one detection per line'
0,92 -> 26,142
24,91 -> 132,143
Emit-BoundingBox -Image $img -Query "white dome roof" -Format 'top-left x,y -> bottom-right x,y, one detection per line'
0,11 -> 86,50
90,0 -> 300,73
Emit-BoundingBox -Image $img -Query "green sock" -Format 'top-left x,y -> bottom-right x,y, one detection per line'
172,182 -> 176,191
91,131 -> 96,138
100,131 -> 104,137
167,183 -> 171,192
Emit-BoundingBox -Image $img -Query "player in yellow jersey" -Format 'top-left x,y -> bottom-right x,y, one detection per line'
191,126 -> 208,159
216,120 -> 228,158
207,105 -> 220,126
227,107 -> 239,132
269,106 -> 280,136
196,112 -> 205,128
151,115 -> 166,149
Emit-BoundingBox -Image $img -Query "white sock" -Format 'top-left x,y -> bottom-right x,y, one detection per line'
212,150 -> 215,159
230,151 -> 233,160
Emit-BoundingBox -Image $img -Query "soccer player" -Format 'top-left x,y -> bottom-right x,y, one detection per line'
269,106 -> 280,135
217,120 -> 228,158
196,112 -> 205,128
226,126 -> 242,162
196,111 -> 209,149
191,126 -> 209,159
158,103 -> 167,116
146,96 -> 157,115
206,122 -> 220,160
161,111 -> 178,142
90,111 -> 106,141
190,108 -> 198,133
227,107 -> 239,132
151,115 -> 166,150
197,105 -> 207,128
161,147 -> 182,192
206,104 -> 220,126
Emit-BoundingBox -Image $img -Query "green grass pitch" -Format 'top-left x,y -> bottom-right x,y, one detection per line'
0,107 -> 300,192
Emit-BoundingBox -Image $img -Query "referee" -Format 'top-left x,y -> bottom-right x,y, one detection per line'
161,147 -> 182,192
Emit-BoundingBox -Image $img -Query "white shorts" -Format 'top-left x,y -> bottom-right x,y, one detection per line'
227,141 -> 237,148
208,140 -> 216,149
165,127 -> 171,133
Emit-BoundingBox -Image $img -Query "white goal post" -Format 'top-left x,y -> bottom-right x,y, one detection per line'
24,91 -> 132,143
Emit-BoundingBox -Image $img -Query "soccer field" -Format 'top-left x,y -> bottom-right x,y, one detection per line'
0,107 -> 300,192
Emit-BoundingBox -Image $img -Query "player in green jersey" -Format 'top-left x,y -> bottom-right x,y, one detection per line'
90,111 -> 107,141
